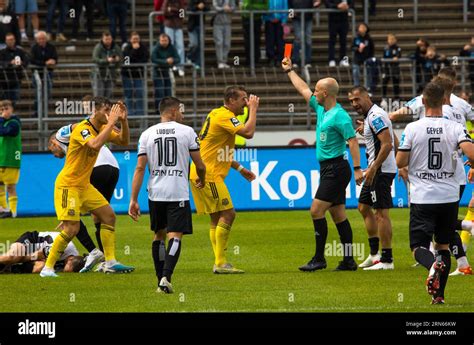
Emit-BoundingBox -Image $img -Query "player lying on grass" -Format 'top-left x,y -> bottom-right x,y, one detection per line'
40,97 -> 133,277
0,231 -> 85,274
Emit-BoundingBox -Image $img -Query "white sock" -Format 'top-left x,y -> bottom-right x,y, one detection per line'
106,259 -> 117,267
462,220 -> 472,230
429,242 -> 435,255
457,256 -> 469,269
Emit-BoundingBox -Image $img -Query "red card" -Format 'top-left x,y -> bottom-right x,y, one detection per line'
284,43 -> 293,59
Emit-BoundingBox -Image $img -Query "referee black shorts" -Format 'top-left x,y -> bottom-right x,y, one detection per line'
90,165 -> 119,202
148,200 -> 193,235
409,202 -> 458,250
359,172 -> 395,209
315,156 -> 351,205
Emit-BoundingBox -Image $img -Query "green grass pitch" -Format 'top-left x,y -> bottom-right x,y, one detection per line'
0,208 -> 473,312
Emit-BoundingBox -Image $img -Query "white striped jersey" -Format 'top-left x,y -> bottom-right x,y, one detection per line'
56,124 -> 119,169
137,121 -> 200,202
398,117 -> 472,204
38,232 -> 80,261
363,104 -> 397,173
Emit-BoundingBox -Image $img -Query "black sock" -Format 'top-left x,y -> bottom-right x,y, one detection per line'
76,220 -> 96,252
95,223 -> 104,252
163,238 -> 182,282
449,232 -> 466,259
435,250 -> 451,299
414,247 -> 435,270
336,219 -> 354,261
381,248 -> 393,263
152,240 -> 166,284
313,218 -> 328,261
455,219 -> 463,231
368,237 -> 379,256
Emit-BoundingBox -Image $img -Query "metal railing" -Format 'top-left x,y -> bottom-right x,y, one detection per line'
149,8 -> 356,78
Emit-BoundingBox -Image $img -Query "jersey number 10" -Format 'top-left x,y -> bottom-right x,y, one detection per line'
155,137 -> 178,167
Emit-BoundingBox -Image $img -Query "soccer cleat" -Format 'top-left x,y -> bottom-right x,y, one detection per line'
0,211 -> 13,218
431,296 -> 445,305
449,266 -> 473,276
426,261 -> 446,295
80,248 -> 105,273
363,261 -> 394,271
39,268 -> 58,278
334,259 -> 358,271
94,262 -> 106,272
158,277 -> 174,294
299,257 -> 327,272
213,263 -> 244,274
329,60 -> 336,67
102,262 -> 135,274
358,254 -> 381,268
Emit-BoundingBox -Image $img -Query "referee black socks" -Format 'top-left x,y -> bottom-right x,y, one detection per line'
336,219 -> 354,261
313,218 -> 328,261
152,240 -> 166,284
163,238 -> 182,282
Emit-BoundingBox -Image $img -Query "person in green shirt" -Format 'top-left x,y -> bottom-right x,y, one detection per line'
0,100 -> 21,218
282,57 -> 364,272
241,0 -> 268,65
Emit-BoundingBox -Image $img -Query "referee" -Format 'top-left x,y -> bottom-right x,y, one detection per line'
282,57 -> 364,272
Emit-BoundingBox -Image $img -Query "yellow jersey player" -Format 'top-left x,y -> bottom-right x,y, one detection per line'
190,85 -> 259,274
40,97 -> 134,277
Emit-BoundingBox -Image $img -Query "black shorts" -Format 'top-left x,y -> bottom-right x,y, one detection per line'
90,165 -> 119,202
15,231 -> 39,245
409,202 -> 458,250
359,172 -> 396,209
315,156 -> 351,205
148,200 -> 193,235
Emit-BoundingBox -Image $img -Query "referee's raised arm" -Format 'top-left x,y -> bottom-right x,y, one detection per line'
281,57 -> 313,103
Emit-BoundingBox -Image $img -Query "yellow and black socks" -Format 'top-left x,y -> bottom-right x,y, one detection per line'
215,222 -> 231,266
210,226 -> 217,257
100,224 -> 116,264
8,195 -> 17,217
0,184 -> 6,209
45,231 -> 72,269
163,238 -> 181,282
152,240 -> 166,284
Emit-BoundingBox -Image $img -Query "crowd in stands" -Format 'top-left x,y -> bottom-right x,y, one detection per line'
0,0 -> 473,116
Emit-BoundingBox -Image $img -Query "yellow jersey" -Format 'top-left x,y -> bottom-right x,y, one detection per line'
55,119 -> 118,188
190,106 -> 244,182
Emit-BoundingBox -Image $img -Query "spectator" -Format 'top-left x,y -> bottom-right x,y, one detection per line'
122,31 -> 149,116
460,36 -> 474,94
289,0 -> 319,68
107,0 -> 127,46
213,0 -> 235,69
411,38 -> 429,93
187,0 -> 208,69
351,23 -> 374,89
46,0 -> 68,42
162,0 -> 186,76
0,99 -> 21,219
30,31 -> 57,115
71,0 -> 94,41
0,0 -> 20,50
421,46 -> 448,87
15,0 -> 39,43
263,0 -> 288,67
325,0 -> 352,67
95,0 -> 108,18
381,33 -> 401,107
92,31 -> 122,98
0,33 -> 28,104
154,0 -> 165,33
151,33 -> 179,113
241,0 -> 268,66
